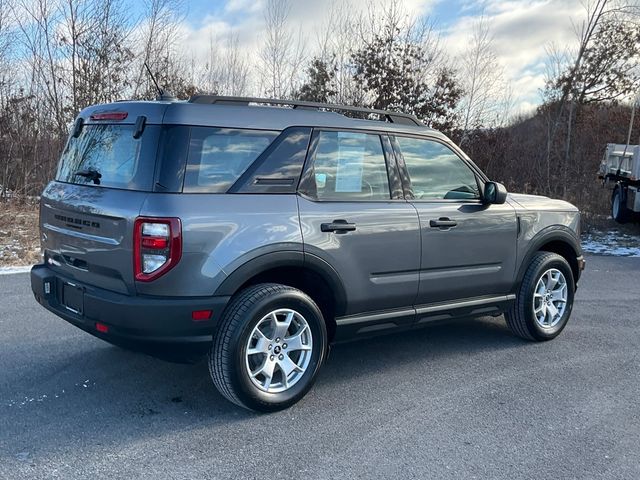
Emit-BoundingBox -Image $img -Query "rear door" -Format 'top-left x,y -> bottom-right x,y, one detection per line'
297,129 -> 421,322
41,120 -> 161,294
391,135 -> 517,306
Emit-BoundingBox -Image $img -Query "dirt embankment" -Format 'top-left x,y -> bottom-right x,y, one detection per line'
0,201 -> 40,267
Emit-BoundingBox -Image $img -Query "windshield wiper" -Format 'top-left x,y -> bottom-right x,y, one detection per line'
74,168 -> 102,185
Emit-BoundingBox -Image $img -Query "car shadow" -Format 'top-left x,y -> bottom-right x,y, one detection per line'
2,314 -> 529,462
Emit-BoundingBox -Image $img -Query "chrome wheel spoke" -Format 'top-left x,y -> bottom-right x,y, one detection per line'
533,268 -> 568,329
247,330 -> 270,356
252,357 -> 276,381
272,311 -> 293,341
245,308 -> 313,394
285,326 -> 311,352
551,283 -> 567,302
279,353 -> 303,379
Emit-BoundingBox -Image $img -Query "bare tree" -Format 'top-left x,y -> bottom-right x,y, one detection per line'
312,0 -> 361,104
541,0 -> 632,194
58,0 -> 134,113
132,0 -> 185,98
258,0 -> 306,98
538,0 -> 640,196
458,15 -> 506,144
202,32 -> 250,96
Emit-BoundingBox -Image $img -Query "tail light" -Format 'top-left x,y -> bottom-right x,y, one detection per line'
134,217 -> 182,282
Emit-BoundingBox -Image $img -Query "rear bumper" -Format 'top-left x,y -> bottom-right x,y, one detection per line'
31,264 -> 230,356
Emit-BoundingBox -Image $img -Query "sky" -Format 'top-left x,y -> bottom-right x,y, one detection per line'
148,0 -> 587,114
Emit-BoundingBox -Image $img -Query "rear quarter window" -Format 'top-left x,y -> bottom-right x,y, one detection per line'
183,128 -> 278,193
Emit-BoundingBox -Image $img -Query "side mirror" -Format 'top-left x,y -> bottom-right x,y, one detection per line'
484,181 -> 507,204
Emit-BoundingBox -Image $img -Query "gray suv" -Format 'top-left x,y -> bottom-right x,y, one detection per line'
31,96 -> 585,411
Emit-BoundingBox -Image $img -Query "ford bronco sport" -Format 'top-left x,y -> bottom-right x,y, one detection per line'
31,96 -> 585,411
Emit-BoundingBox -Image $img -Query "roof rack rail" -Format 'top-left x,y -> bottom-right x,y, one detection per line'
188,95 -> 423,127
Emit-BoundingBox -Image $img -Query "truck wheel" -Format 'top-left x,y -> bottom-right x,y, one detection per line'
612,186 -> 630,224
505,252 -> 575,341
209,283 -> 327,412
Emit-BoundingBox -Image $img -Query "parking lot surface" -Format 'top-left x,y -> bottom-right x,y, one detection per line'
1,254 -> 638,479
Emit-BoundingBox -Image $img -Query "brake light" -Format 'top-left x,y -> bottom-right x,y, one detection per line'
90,112 -> 128,121
134,217 -> 182,282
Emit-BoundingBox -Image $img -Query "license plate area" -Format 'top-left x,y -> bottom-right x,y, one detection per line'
62,282 -> 84,315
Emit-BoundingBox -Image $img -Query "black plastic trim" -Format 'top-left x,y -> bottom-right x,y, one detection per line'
214,250 -> 348,316
31,264 -> 228,345
334,294 -> 515,341
515,226 -> 582,288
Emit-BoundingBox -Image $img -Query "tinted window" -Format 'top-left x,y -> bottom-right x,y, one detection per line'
56,124 -> 159,191
310,131 -> 390,201
396,137 -> 479,200
236,127 -> 311,194
155,125 -> 189,192
183,128 -> 278,193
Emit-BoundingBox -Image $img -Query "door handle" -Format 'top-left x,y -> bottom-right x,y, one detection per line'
429,217 -> 457,229
321,219 -> 357,233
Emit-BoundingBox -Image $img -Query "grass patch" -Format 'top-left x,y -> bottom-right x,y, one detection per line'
0,200 -> 40,267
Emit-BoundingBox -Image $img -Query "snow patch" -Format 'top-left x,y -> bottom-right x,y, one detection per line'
0,265 -> 32,275
582,231 -> 640,257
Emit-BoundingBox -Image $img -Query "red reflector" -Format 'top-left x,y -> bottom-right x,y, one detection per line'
90,112 -> 128,121
192,310 -> 212,321
96,322 -> 109,333
141,237 -> 168,249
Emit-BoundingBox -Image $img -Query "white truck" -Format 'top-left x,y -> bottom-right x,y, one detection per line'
599,143 -> 640,223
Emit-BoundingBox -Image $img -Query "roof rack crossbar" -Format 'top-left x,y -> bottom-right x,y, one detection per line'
188,95 -> 423,126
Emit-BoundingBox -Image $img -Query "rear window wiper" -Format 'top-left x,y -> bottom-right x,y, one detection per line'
74,168 -> 102,185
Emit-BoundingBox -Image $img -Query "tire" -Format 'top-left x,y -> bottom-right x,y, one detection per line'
505,252 -> 575,341
209,283 -> 327,412
612,186 -> 630,224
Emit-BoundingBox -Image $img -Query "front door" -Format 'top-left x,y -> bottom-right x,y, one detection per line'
391,135 -> 518,306
297,129 -> 421,319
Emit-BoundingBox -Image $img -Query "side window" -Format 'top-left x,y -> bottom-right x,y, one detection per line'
236,127 -> 312,194
183,128 -> 278,193
396,137 -> 480,200
310,131 -> 390,201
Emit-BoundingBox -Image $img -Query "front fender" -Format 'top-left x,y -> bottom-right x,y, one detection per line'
515,224 -> 582,287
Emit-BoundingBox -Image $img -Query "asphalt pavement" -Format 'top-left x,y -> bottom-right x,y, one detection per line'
1,254 -> 639,479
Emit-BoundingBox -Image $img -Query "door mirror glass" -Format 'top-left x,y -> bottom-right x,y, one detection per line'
484,181 -> 507,204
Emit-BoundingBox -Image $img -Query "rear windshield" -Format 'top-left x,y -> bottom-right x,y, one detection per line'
56,124 -> 159,191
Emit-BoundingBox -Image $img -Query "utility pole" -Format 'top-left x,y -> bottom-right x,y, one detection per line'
621,94 -> 639,174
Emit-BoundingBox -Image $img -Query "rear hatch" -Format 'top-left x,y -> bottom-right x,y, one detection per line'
40,104 -> 166,294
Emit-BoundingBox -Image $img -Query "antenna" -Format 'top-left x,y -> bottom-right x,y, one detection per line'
144,62 -> 164,98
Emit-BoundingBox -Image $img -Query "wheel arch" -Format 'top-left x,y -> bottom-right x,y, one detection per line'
516,226 -> 582,288
215,251 -> 347,341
